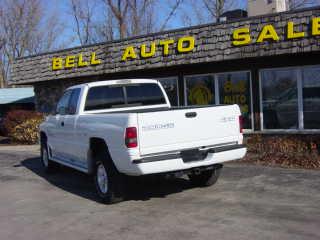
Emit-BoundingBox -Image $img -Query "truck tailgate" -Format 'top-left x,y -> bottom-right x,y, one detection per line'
137,105 -> 242,156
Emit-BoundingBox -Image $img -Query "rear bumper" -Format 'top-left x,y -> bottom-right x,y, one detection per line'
123,145 -> 247,176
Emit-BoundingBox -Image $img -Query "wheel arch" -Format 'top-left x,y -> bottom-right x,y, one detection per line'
88,137 -> 114,174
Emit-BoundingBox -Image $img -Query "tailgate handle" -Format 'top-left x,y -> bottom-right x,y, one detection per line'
185,112 -> 197,118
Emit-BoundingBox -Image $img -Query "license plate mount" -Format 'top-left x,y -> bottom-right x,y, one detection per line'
181,149 -> 208,163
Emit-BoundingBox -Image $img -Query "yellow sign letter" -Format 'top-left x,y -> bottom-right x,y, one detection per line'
159,39 -> 174,55
256,25 -> 279,43
232,28 -> 251,46
177,36 -> 195,53
65,55 -> 75,68
78,53 -> 89,67
52,57 -> 63,70
140,42 -> 156,58
287,22 -> 305,39
90,52 -> 101,65
312,17 -> 320,35
121,46 -> 137,61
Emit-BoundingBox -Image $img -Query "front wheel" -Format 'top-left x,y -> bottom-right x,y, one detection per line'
94,157 -> 125,204
188,165 -> 223,187
40,141 -> 59,173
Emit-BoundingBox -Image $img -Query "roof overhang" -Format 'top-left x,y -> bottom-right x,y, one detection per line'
10,6 -> 320,85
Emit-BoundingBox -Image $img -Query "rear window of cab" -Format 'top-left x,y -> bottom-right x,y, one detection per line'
84,84 -> 166,111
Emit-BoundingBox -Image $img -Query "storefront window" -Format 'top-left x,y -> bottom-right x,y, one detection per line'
185,72 -> 253,130
185,75 -> 215,105
302,67 -> 320,129
261,65 -> 320,130
158,77 -> 179,106
261,69 -> 298,129
218,72 -> 252,129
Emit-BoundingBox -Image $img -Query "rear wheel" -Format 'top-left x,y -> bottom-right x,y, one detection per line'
94,152 -> 125,204
188,165 -> 223,187
40,141 -> 59,173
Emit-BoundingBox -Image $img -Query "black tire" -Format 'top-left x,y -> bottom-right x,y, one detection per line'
188,165 -> 223,187
40,141 -> 59,173
94,151 -> 125,204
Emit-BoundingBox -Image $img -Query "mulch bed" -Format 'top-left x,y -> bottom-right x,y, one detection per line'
239,152 -> 320,170
238,134 -> 320,170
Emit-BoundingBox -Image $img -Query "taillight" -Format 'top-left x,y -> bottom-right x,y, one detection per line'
239,115 -> 243,133
125,127 -> 137,148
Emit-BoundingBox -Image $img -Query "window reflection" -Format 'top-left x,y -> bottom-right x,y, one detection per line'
261,69 -> 298,129
158,77 -> 179,106
303,67 -> 320,129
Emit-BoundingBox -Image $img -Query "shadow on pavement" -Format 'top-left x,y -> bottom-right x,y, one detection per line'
21,157 -> 194,203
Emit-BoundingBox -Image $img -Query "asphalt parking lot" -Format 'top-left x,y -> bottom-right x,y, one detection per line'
0,145 -> 319,240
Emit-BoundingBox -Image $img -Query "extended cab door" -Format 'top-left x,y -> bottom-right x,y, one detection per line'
52,88 -> 83,167
61,88 -> 83,166
50,90 -> 72,160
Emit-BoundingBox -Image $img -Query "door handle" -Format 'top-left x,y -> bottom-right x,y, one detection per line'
185,112 -> 197,118
61,121 -> 64,127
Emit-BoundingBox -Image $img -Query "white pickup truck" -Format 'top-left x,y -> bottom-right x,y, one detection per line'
40,79 -> 246,203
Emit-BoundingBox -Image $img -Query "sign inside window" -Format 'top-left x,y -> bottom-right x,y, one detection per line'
218,72 -> 252,129
186,75 -> 215,105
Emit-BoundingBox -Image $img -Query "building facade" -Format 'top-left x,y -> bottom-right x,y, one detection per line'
247,0 -> 288,17
10,7 -> 320,136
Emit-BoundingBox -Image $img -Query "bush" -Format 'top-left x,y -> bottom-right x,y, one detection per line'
3,110 -> 44,144
11,118 -> 44,144
241,134 -> 320,170
3,110 -> 43,135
